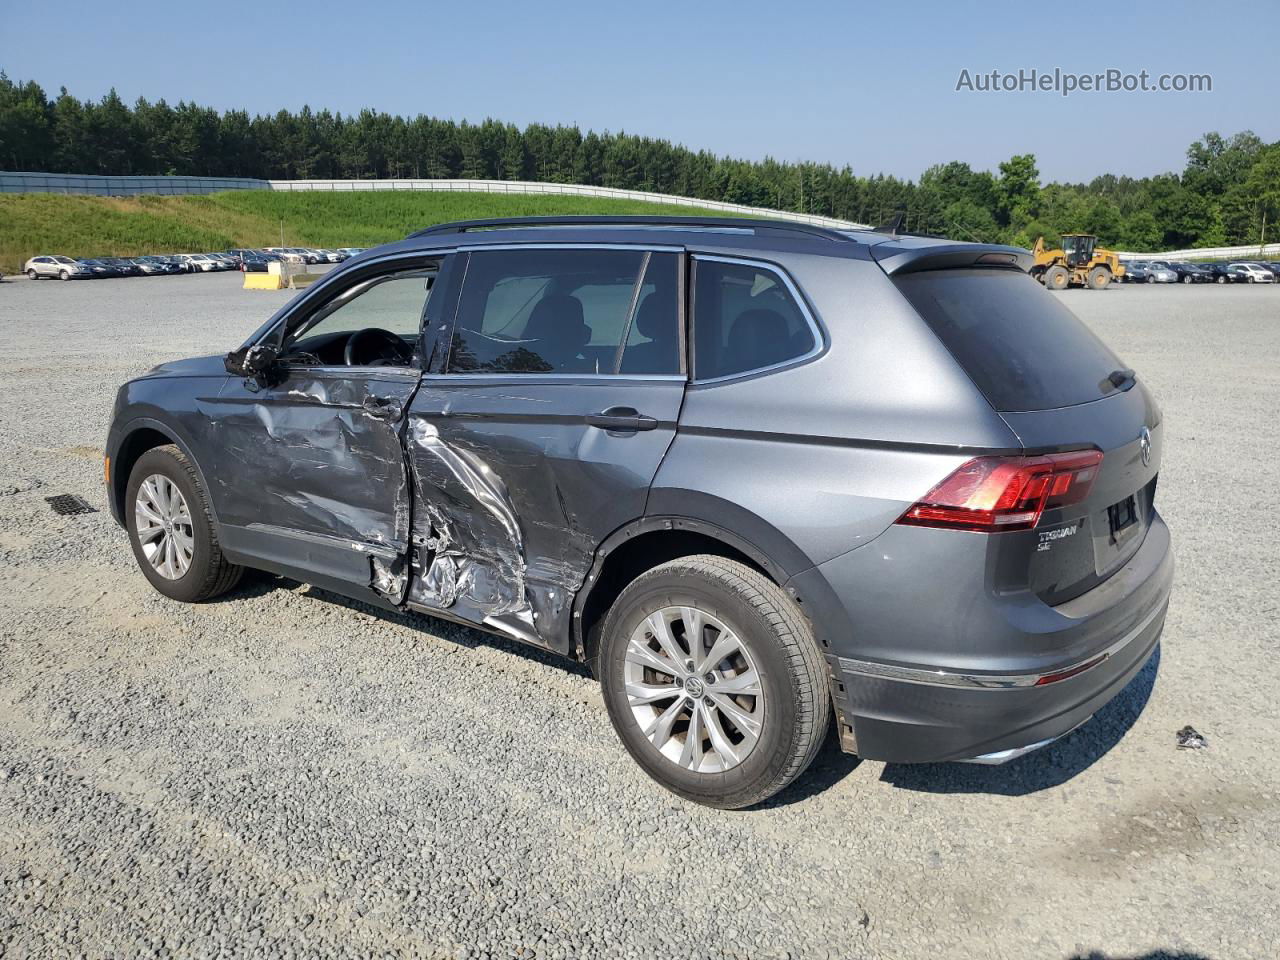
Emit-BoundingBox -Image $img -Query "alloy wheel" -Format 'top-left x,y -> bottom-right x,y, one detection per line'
623,605 -> 765,773
134,474 -> 195,580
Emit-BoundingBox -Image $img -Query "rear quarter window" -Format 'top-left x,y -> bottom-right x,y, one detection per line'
894,267 -> 1125,412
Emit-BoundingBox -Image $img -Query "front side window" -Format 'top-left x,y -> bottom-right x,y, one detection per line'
691,258 -> 816,381
447,249 -> 680,376
281,267 -> 437,367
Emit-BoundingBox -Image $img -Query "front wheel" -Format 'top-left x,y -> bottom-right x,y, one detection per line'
599,555 -> 829,809
125,445 -> 243,602
59,270 -> 70,281
1087,266 -> 1111,289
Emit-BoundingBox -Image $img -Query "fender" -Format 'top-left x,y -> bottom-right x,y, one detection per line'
569,506 -> 815,656
107,415 -> 219,528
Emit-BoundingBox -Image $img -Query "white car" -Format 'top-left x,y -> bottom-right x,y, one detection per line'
184,255 -> 220,272
1228,262 -> 1275,283
263,247 -> 310,264
23,255 -> 86,280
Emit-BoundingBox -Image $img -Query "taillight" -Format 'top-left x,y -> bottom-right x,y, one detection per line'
898,451 -> 1103,532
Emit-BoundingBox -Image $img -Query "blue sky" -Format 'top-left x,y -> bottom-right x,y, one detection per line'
0,0 -> 1268,183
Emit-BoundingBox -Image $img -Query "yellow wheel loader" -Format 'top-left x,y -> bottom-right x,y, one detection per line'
1031,235 -> 1125,290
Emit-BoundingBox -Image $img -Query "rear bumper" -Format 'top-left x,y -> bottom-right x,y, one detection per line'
801,512 -> 1174,765
831,603 -> 1164,764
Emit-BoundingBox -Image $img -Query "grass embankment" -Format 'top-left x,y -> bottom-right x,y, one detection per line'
0,191 -> 736,274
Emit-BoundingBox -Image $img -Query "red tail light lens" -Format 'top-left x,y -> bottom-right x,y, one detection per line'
898,451 -> 1103,532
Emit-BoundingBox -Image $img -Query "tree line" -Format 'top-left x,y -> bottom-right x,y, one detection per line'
2,73 -> 1277,251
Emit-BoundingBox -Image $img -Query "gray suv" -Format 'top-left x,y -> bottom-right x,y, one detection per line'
105,216 -> 1173,808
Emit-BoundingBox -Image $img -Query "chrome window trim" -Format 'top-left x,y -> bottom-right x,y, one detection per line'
688,253 -> 826,385
836,601 -> 1165,690
423,373 -> 686,383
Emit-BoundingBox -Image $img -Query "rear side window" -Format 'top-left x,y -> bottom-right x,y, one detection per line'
894,268 -> 1125,412
692,258 -> 816,380
448,249 -> 680,375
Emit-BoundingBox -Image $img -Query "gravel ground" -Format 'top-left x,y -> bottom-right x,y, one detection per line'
1,271 -> 1277,960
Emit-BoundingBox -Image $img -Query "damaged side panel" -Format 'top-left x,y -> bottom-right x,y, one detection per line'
208,369 -> 420,599
403,379 -> 686,654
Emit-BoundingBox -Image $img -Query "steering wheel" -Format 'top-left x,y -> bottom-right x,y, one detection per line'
344,327 -> 414,367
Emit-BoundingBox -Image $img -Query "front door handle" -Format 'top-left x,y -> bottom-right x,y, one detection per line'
585,406 -> 658,432
362,395 -> 404,421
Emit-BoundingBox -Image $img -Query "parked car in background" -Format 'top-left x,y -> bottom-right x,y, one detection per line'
1166,262 -> 1211,284
1259,261 -> 1280,279
1120,260 -> 1150,283
1228,262 -> 1274,283
336,247 -> 366,258
238,253 -> 270,272
134,256 -> 184,275
100,257 -> 143,277
23,255 -> 87,280
1144,262 -> 1178,283
78,258 -> 126,278
263,247 -> 309,264
106,215 -> 1172,809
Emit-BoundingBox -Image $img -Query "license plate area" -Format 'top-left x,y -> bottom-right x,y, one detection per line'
1108,494 -> 1139,545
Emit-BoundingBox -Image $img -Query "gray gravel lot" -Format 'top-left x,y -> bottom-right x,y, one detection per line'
1,272 -> 1278,960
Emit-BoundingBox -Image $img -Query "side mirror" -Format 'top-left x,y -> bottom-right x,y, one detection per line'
224,341 -> 280,380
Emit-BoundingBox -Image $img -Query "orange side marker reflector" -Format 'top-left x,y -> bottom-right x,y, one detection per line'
103,455 -> 110,486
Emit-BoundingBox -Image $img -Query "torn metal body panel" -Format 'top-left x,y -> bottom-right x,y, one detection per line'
404,377 -> 685,653
204,367 -> 420,594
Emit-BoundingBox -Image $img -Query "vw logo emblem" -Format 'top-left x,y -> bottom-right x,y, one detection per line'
1139,426 -> 1152,467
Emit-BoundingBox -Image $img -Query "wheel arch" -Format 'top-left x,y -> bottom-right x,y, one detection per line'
572,513 -> 810,667
110,418 -> 217,527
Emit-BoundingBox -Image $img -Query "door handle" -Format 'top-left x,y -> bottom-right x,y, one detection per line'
362,395 -> 404,421
585,406 -> 658,432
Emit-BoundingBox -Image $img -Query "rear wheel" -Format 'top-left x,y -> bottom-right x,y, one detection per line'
26,268 -> 37,280
1087,266 -> 1111,289
599,555 -> 829,809
125,445 -> 243,602
1044,265 -> 1070,291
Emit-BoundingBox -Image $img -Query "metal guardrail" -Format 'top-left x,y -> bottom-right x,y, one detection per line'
0,171 -> 269,195
0,171 -> 869,230
1115,243 -> 1280,260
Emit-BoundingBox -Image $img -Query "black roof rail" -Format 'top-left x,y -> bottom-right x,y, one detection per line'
406,214 -> 854,243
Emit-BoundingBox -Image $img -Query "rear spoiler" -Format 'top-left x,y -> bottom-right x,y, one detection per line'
871,240 -> 1033,276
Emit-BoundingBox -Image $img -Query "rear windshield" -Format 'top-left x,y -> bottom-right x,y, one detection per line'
894,268 -> 1125,412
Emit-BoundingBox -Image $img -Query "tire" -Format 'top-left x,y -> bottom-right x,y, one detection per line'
1247,275 -> 1255,284
1087,266 -> 1111,289
1147,275 -> 1156,284
1216,275 -> 1226,284
599,555 -> 829,809
1182,275 -> 1193,284
27,268 -> 38,280
125,445 -> 243,602
1044,265 -> 1070,291
59,270 -> 70,281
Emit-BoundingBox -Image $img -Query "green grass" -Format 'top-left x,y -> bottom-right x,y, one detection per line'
0,191 -> 740,274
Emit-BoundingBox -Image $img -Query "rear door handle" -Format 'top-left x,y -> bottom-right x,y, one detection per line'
585,406 -> 658,432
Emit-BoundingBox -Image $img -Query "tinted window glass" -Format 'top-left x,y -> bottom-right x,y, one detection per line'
448,249 -> 679,375
894,268 -> 1125,412
692,259 -> 815,380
